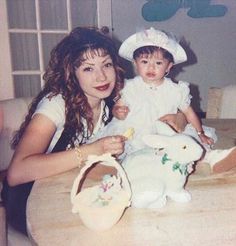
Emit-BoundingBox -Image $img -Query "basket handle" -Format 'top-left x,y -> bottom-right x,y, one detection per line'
71,153 -> 131,204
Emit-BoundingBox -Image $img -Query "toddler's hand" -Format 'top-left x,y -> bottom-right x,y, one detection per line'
199,134 -> 214,146
112,105 -> 129,120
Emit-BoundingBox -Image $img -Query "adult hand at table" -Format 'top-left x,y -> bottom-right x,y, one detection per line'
159,112 -> 187,133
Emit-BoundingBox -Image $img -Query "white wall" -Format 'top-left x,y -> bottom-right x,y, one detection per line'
111,0 -> 236,112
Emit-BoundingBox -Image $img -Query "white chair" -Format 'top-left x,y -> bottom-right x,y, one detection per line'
0,97 -> 33,245
206,85 -> 236,119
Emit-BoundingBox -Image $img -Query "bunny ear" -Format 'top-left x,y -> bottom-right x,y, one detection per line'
143,134 -> 171,148
154,120 -> 176,136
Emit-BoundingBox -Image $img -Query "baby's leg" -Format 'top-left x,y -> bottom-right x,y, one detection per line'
211,147 -> 236,173
183,124 -> 236,173
203,147 -> 236,173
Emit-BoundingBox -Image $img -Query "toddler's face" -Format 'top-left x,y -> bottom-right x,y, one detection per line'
134,50 -> 173,85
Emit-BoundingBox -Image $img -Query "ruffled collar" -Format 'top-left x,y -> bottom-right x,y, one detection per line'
138,76 -> 167,91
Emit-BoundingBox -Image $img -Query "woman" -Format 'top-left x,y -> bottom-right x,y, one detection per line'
2,27 -> 186,235
2,27 -> 127,235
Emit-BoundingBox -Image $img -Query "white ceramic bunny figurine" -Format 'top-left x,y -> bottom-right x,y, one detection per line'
122,121 -> 203,209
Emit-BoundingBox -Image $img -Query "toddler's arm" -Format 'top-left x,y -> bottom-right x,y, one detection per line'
112,100 -> 129,120
183,106 -> 214,145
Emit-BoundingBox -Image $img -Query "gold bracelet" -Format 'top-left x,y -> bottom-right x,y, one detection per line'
75,145 -> 83,168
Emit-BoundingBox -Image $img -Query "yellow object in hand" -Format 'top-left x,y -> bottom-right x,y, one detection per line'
123,128 -> 135,139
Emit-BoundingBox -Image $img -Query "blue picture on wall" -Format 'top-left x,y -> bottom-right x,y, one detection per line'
142,0 -> 228,22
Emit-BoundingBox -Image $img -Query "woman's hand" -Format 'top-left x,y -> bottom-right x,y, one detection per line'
88,135 -> 127,156
159,112 -> 187,132
85,135 -> 127,180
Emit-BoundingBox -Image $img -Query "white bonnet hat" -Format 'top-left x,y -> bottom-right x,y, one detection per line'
119,27 -> 187,64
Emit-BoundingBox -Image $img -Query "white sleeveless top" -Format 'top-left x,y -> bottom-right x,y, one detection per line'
34,94 -> 108,153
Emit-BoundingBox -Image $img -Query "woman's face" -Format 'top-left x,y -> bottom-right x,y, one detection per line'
75,50 -> 116,105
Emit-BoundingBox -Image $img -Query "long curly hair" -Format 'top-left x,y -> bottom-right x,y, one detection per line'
12,27 -> 124,149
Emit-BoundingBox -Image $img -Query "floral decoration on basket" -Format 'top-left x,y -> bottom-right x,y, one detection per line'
71,153 -> 132,231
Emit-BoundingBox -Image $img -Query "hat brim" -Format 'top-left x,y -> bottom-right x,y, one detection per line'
119,31 -> 187,65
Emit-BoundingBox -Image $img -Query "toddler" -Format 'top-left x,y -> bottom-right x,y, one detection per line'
96,27 -> 236,173
117,27 -> 214,147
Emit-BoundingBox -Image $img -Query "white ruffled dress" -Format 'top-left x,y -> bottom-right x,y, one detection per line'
93,76 -> 217,155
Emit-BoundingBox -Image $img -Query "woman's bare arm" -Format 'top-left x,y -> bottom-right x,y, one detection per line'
7,114 -> 126,186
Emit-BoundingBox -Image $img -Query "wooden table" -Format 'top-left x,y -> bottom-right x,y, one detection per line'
27,120 -> 236,246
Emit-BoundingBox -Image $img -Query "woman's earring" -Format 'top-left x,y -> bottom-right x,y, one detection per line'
164,71 -> 169,77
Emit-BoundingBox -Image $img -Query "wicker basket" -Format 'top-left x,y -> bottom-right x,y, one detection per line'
71,153 -> 132,231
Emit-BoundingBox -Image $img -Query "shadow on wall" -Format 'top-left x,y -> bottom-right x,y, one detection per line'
170,38 -> 197,78
170,39 -> 203,116
190,84 -> 203,117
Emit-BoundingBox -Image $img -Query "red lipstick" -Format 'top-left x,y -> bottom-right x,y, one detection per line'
94,83 -> 110,91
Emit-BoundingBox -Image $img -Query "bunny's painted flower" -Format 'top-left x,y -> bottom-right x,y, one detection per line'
94,175 -> 122,206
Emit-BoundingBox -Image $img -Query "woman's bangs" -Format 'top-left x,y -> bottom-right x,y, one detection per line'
74,48 -> 109,68
85,48 -> 109,59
